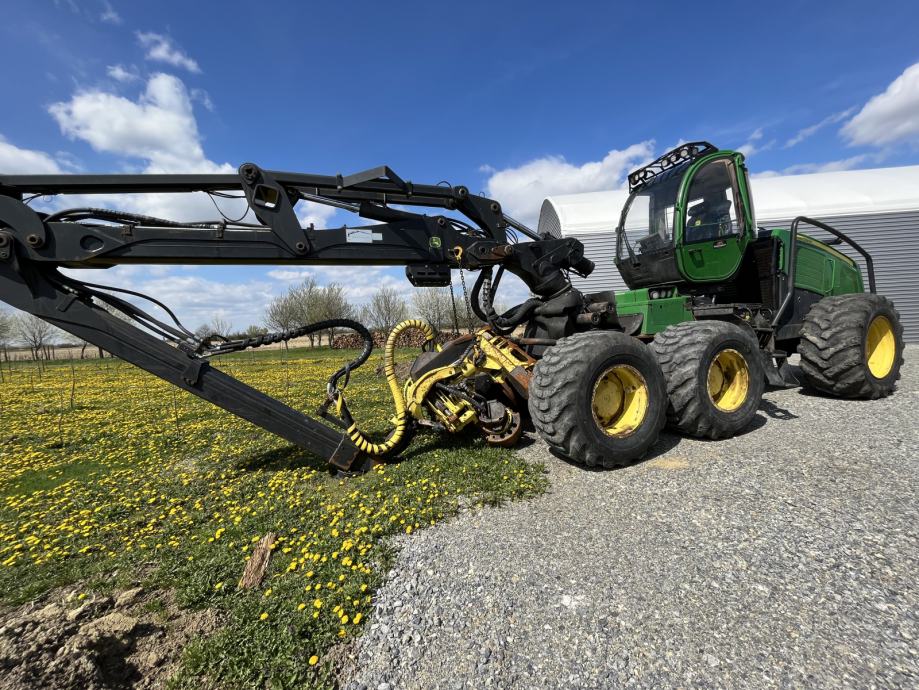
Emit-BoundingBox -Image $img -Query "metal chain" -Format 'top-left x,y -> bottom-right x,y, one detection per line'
448,275 -> 461,337
458,267 -> 474,334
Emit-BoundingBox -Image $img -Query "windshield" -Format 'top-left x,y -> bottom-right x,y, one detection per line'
616,172 -> 682,262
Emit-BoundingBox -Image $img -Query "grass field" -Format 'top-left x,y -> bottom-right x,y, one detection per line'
0,346 -> 546,688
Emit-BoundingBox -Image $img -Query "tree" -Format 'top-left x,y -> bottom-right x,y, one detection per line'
0,309 -> 13,361
209,316 -> 233,338
412,287 -> 456,332
264,293 -> 298,350
363,286 -> 408,336
244,324 -> 268,338
316,283 -> 353,346
16,313 -> 54,360
290,277 -> 320,346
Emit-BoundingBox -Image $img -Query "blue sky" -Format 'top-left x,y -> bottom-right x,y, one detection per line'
2,0 -> 919,330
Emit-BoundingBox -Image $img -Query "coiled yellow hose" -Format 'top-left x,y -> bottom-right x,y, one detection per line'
346,319 -> 437,457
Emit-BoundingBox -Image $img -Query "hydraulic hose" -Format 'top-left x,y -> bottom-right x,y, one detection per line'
344,319 -> 437,458
471,267 -> 541,335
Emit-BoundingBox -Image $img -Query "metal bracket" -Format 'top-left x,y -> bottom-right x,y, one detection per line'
238,163 -> 311,255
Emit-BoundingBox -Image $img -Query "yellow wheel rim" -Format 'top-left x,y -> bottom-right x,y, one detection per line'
591,364 -> 648,437
707,349 -> 749,412
866,315 -> 896,379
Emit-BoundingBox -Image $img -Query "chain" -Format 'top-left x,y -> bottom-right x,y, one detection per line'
458,267 -> 474,334
448,276 -> 461,337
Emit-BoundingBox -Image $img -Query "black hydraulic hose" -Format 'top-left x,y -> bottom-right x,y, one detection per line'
471,267 -> 541,335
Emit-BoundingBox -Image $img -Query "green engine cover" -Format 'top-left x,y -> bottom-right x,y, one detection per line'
769,228 -> 864,296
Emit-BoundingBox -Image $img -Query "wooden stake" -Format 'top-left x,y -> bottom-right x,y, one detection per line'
238,532 -> 277,589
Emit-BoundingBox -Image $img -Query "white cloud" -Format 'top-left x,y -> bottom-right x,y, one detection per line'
48,73 -> 242,220
136,32 -> 201,74
483,141 -> 654,226
784,107 -> 855,148
736,128 -> 775,157
0,135 -> 64,173
49,72 -> 212,171
62,266 -> 279,331
755,152 -> 884,178
106,64 -> 139,83
100,1 -> 122,24
190,88 -> 214,112
781,153 -> 880,175
842,62 -> 919,147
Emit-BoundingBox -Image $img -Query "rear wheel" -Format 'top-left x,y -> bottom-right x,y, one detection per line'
651,321 -> 765,439
528,331 -> 666,468
799,293 -> 903,398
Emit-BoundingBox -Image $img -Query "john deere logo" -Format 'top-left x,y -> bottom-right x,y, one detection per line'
429,237 -> 442,248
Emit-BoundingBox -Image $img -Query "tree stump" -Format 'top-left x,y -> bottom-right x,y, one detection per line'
238,532 -> 277,589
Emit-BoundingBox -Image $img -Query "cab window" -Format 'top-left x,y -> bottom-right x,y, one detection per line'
683,160 -> 742,244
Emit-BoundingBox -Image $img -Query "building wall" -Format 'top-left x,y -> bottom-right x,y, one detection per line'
569,209 -> 919,341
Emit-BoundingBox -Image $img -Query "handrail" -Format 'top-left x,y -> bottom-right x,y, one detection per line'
771,215 -> 876,328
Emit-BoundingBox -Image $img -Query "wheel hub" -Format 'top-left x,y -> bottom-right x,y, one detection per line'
591,364 -> 649,437
866,315 -> 895,379
707,349 -> 749,412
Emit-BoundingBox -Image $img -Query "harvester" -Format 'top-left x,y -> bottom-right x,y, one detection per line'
0,142 -> 904,472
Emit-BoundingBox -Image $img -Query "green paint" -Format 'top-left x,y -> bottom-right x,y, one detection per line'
768,228 -> 864,296
616,288 -> 694,336
674,152 -> 753,283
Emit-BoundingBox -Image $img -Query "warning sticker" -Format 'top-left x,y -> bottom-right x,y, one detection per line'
345,228 -> 383,243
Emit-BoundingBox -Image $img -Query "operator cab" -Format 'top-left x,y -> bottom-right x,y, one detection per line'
615,142 -> 753,291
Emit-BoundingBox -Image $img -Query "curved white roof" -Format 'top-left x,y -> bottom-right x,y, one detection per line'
539,165 -> 919,236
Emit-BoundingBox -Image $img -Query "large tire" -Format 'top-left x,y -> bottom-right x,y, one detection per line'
799,293 -> 903,399
651,321 -> 765,439
528,331 -> 666,468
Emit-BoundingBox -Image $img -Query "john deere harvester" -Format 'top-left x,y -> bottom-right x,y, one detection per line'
0,142 -> 904,472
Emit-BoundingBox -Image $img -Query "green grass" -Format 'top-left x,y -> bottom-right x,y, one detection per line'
0,348 -> 547,688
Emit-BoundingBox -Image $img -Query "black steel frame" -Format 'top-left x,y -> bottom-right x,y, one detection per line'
0,163 -> 593,472
771,215 -> 877,328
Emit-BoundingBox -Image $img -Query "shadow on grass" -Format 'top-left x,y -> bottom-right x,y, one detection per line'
232,444 -> 331,474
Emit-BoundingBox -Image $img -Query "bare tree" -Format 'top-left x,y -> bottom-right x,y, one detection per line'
412,287 -> 457,332
16,313 -> 54,360
264,293 -> 298,350
244,324 -> 268,338
316,283 -> 353,346
363,286 -> 408,336
209,315 -> 233,337
0,309 -> 13,361
290,277 -> 320,346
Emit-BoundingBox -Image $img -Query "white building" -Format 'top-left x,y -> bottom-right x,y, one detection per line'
538,165 -> 919,341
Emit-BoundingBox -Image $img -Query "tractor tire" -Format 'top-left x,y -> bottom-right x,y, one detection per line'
651,320 -> 765,439
528,331 -> 666,468
799,293 -> 903,399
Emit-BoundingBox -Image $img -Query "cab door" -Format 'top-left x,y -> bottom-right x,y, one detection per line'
675,156 -> 750,283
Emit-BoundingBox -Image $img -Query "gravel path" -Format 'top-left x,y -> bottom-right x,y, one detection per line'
346,349 -> 919,690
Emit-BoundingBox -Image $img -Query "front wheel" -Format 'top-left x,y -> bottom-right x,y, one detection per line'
528,331 -> 667,468
651,320 -> 765,439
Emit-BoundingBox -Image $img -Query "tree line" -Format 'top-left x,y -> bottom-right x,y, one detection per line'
0,278 -> 491,361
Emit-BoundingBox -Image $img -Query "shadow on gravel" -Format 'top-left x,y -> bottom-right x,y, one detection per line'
547,430 -> 684,472
759,399 -> 799,421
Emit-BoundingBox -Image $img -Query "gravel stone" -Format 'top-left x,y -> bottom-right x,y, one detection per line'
347,348 -> 919,689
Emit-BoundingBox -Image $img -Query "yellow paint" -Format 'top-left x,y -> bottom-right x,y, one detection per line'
347,319 -> 436,457
707,348 -> 749,412
866,315 -> 896,379
591,365 -> 648,437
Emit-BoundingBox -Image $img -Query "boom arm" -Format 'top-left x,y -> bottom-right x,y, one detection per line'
0,163 -> 594,472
